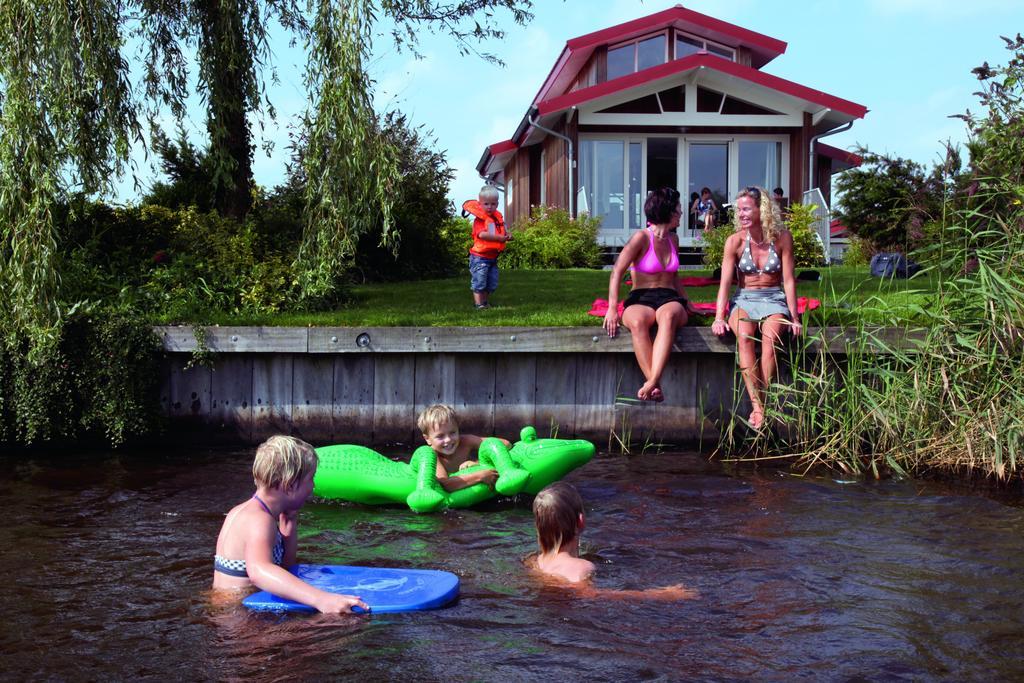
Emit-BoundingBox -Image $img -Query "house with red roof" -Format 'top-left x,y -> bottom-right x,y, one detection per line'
476,5 -> 866,252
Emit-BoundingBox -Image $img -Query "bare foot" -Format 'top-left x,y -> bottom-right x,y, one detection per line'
749,408 -> 764,429
650,387 -> 664,403
637,380 -> 660,401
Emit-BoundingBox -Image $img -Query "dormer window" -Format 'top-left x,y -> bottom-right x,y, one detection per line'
607,32 -> 668,80
675,32 -> 735,61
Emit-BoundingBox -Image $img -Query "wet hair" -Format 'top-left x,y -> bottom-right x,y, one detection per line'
417,404 -> 459,435
644,187 -> 682,224
733,185 -> 781,244
478,185 -> 499,202
253,435 -> 318,490
533,481 -> 584,554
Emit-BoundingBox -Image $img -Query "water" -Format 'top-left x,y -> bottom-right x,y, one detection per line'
2,447 -> 1023,681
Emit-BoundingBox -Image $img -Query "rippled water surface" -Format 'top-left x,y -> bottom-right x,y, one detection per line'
2,446 -> 1023,681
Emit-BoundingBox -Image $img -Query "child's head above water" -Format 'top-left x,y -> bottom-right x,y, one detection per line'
417,404 -> 461,456
253,435 -> 318,490
533,481 -> 585,554
417,404 -> 459,435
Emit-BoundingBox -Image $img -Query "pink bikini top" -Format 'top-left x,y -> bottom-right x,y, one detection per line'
633,228 -> 679,275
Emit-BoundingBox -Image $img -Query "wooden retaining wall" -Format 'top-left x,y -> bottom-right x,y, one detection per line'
156,325 -> 880,447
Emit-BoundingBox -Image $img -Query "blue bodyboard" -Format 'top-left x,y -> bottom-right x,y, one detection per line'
242,564 -> 460,614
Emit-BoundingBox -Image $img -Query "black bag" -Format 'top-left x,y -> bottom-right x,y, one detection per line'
870,252 -> 921,279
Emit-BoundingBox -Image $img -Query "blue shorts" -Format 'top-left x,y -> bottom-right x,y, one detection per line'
469,254 -> 499,293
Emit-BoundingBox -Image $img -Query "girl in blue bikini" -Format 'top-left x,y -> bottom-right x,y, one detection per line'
212,435 -> 369,614
603,187 -> 692,402
711,186 -> 802,428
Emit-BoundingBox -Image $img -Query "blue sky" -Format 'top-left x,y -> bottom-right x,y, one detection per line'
116,0 -> 1023,208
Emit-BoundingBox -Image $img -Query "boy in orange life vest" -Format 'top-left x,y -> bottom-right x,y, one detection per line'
463,185 -> 511,309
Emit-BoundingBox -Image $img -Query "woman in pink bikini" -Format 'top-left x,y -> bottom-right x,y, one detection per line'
603,187 -> 691,402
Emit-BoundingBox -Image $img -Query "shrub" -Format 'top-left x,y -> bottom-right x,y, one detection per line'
439,216 -> 473,273
699,223 -> 733,269
0,311 -> 163,446
503,207 -> 602,270
842,235 -> 872,267
784,203 -> 828,267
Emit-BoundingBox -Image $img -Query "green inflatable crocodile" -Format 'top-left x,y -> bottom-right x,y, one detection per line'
313,426 -> 595,513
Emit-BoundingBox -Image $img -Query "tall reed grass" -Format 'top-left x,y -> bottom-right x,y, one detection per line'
721,178 -> 1024,480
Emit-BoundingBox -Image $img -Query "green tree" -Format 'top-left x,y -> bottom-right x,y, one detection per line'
954,33 -> 1024,213
833,149 -> 943,250
0,0 -> 537,338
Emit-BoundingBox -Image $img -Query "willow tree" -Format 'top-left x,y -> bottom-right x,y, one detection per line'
0,1 -> 138,342
0,0 -> 535,336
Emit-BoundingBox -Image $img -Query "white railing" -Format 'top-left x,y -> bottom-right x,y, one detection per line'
801,187 -> 831,265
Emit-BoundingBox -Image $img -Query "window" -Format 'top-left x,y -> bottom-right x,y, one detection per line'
696,86 -> 725,113
738,141 -> 782,192
647,138 -> 677,196
688,142 -> 729,213
674,31 -> 735,62
721,96 -> 783,116
579,140 -> 625,230
628,142 -> 642,229
596,94 -> 661,114
595,87 -> 686,115
607,32 -> 667,80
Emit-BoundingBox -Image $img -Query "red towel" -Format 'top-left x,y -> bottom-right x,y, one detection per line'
588,299 -> 624,317
588,297 -> 821,318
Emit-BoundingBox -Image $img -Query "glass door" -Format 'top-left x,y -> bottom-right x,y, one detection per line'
687,142 -> 729,230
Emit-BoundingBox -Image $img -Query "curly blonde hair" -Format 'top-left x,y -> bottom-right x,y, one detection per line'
732,186 -> 782,244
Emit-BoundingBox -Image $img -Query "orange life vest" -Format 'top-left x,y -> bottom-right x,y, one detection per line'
463,199 -> 507,259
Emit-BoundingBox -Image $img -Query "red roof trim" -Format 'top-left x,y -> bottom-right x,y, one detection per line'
566,7 -> 786,57
489,140 -> 518,155
817,142 -> 863,167
535,54 -> 867,119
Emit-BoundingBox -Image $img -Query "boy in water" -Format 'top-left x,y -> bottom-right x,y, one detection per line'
532,481 -> 596,582
463,185 -> 511,309
417,404 -> 510,492
212,435 -> 369,614
531,481 -> 697,599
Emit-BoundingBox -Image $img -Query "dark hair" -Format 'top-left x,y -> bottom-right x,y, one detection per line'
533,481 -> 584,554
644,187 -> 682,224
700,187 -> 711,196
772,187 -> 784,197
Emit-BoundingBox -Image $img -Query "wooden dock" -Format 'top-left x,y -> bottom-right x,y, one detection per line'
156,325 -> 909,446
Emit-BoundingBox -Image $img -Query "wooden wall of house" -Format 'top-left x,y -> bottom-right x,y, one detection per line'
542,118 -> 570,211
816,155 -> 834,207
789,113 -> 812,195
505,148 -> 532,226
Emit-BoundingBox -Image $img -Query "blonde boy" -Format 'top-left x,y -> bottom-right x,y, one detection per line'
417,404 -> 510,492
466,185 -> 511,309
212,435 -> 369,614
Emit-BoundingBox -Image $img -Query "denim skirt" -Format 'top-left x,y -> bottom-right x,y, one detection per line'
729,287 -> 790,321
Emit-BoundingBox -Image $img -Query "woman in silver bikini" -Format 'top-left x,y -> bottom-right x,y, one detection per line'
711,186 -> 802,429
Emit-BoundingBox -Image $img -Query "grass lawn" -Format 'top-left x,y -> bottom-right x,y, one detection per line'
197,266 -> 939,327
